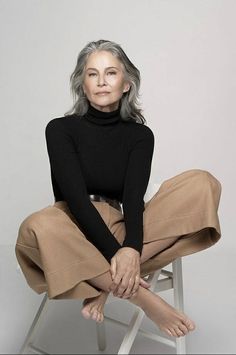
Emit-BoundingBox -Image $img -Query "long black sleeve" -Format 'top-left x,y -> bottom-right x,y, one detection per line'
45,120 -> 121,261
122,128 -> 155,255
45,105 -> 155,262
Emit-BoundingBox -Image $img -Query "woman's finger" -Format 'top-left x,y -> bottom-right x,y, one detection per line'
121,277 -> 135,299
110,258 -> 117,280
109,259 -> 121,292
139,278 -> 151,288
109,273 -> 122,293
114,272 -> 132,297
131,274 -> 140,295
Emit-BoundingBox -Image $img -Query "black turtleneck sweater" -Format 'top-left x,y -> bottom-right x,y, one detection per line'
45,103 -> 155,262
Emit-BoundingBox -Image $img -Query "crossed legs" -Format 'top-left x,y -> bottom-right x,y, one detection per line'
81,236 -> 196,338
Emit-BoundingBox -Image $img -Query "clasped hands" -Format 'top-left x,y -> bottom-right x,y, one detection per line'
109,247 -> 150,299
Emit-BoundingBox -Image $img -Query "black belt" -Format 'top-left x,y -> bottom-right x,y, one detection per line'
89,194 -> 122,212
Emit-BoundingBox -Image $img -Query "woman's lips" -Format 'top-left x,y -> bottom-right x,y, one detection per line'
96,92 -> 110,95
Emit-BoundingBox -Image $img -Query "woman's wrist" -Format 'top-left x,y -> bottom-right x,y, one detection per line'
120,246 -> 141,256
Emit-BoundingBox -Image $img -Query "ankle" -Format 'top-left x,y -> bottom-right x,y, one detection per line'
128,285 -> 151,310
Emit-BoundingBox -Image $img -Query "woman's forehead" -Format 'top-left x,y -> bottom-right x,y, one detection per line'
85,51 -> 123,69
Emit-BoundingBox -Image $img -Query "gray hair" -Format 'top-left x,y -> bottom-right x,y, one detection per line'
64,39 -> 146,124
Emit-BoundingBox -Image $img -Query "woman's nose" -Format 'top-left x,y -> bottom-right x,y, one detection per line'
97,75 -> 107,86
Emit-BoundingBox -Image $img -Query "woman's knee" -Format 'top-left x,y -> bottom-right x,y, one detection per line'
17,207 -> 51,246
188,169 -> 222,194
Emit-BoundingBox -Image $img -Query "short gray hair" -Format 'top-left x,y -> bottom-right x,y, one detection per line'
65,39 -> 146,124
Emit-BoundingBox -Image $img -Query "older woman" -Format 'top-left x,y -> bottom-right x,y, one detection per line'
15,39 -> 221,338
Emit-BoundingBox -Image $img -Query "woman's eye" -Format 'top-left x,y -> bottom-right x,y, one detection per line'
88,71 -> 116,77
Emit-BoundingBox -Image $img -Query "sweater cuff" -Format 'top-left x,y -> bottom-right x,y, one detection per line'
121,239 -> 143,256
103,244 -> 121,263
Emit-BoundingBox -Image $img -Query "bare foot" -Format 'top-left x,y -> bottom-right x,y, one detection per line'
81,291 -> 109,323
131,289 -> 195,337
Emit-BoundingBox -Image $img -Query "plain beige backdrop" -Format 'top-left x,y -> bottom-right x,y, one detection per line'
0,0 -> 235,353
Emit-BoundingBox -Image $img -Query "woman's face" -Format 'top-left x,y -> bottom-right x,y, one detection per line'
82,50 -> 130,112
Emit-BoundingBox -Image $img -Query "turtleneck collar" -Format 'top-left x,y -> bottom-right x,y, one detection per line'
85,102 -> 121,125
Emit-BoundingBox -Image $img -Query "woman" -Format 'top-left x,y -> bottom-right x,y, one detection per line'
15,39 -> 222,338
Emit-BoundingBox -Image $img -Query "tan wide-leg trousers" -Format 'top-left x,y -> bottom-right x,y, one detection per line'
15,169 -> 222,300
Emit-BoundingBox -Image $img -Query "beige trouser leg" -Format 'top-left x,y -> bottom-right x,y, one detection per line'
15,169 -> 222,299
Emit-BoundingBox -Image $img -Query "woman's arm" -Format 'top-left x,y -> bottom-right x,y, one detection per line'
122,126 -> 155,253
109,126 -> 155,297
45,118 -> 121,262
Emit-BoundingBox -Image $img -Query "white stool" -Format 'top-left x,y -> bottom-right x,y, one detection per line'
17,257 -> 186,354
17,183 -> 187,354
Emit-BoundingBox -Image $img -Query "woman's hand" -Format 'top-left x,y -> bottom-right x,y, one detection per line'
109,247 -> 150,299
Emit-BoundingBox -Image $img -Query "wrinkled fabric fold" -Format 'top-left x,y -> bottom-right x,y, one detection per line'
15,169 -> 222,300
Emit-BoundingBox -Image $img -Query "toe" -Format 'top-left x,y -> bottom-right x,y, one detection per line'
174,327 -> 184,337
92,310 -> 98,321
164,327 -> 178,337
96,313 -> 101,323
97,312 -> 103,323
179,323 -> 189,335
165,328 -> 173,337
185,319 -> 195,331
81,308 -> 91,319
170,328 -> 179,337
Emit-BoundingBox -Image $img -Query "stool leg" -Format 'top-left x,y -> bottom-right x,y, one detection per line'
19,293 -> 49,354
172,258 -> 186,354
117,269 -> 162,354
117,307 -> 145,354
96,321 -> 106,351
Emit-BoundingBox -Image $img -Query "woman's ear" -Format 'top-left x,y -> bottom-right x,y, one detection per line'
82,85 -> 86,95
123,83 -> 130,93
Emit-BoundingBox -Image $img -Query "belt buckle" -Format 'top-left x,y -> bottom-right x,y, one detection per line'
89,194 -> 121,212
98,195 -> 107,203
90,194 -> 104,202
